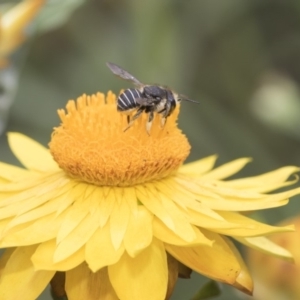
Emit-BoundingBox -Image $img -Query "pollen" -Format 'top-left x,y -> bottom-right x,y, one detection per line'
49,92 -> 191,186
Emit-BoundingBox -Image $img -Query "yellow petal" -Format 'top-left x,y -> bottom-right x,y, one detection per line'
135,185 -> 175,230
0,161 -> 29,181
0,175 -> 70,220
201,158 -> 252,180
0,178 -> 8,185
167,177 -> 289,211
258,187 -> 300,203
123,187 -> 138,215
32,239 -> 85,271
165,230 -> 241,284
7,132 -> 58,172
54,211 -> 100,263
147,185 -> 197,242
3,181 -> 72,230
186,208 -> 239,229
179,155 -> 217,175
110,188 -> 130,250
0,245 -> 54,300
213,211 -> 294,237
191,180 -> 263,199
0,248 -> 15,276
194,193 -> 288,211
155,180 -> 187,210
124,206 -> 153,257
16,176 -> 71,215
55,182 -> 83,216
223,237 -> 253,295
0,190 -> 13,201
156,180 -> 224,221
56,183 -> 91,244
180,175 -> 300,203
0,212 -> 66,247
0,175 -> 52,201
247,176 -> 299,194
85,222 -> 125,272
153,217 -> 213,247
97,187 -> 115,228
0,171 -> 63,193
108,239 -> 168,300
224,166 -> 300,191
235,236 -> 294,261
66,264 -> 119,300
170,177 -> 222,201
0,217 -> 13,238
210,199 -> 289,211
210,176 -> 298,195
208,182 -> 300,203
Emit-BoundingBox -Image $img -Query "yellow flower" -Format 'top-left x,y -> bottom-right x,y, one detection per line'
0,91 -> 300,300
0,0 -> 44,68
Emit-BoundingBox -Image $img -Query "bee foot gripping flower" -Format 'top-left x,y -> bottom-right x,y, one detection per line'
0,91 -> 300,300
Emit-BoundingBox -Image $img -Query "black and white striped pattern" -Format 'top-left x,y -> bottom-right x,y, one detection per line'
117,88 -> 142,112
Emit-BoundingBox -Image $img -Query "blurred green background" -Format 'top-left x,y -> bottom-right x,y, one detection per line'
1,0 -> 300,299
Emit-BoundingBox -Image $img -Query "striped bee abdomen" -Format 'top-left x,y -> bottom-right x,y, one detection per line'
117,88 -> 142,112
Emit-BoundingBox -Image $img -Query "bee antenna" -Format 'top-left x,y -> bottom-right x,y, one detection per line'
179,95 -> 200,104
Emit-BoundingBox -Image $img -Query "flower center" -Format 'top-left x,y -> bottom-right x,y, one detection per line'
49,92 -> 191,186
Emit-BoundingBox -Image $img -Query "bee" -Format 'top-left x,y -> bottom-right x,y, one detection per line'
107,62 -> 199,134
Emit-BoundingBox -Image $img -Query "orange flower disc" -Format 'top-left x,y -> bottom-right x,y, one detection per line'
49,92 -> 190,186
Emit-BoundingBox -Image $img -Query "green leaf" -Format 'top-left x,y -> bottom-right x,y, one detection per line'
191,280 -> 221,300
36,0 -> 86,33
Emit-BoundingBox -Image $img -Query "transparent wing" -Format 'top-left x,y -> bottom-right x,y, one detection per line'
135,97 -> 160,106
106,62 -> 143,86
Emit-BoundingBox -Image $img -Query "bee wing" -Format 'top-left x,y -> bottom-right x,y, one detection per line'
135,98 -> 160,106
107,62 -> 143,86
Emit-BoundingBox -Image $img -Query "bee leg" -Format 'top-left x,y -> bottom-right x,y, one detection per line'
146,111 -> 154,135
160,101 -> 171,128
123,108 -> 143,132
161,116 -> 167,128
